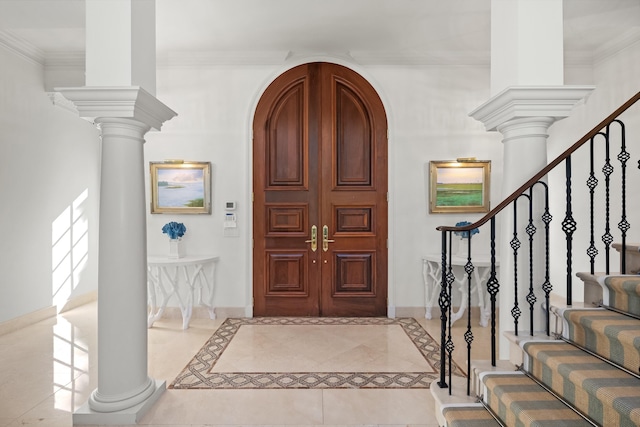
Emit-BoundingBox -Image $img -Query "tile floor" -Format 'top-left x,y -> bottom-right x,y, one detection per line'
0,302 -> 494,427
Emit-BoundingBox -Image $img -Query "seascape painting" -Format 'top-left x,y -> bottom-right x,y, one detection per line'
150,162 -> 211,214
157,168 -> 205,208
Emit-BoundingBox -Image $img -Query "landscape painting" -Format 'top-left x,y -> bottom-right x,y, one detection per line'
429,160 -> 490,213
150,162 -> 211,214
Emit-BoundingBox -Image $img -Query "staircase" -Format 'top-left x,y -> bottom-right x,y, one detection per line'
437,274 -> 640,426
431,92 -> 640,427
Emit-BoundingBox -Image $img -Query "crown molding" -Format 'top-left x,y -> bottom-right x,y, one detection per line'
349,50 -> 490,66
564,27 -> 640,66
0,30 -> 44,65
156,50 -> 290,67
154,48 -> 492,67
2,26 -> 637,71
44,51 -> 85,69
593,27 -> 640,64
47,92 -> 79,115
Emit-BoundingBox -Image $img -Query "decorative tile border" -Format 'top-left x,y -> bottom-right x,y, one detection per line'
170,317 -> 465,389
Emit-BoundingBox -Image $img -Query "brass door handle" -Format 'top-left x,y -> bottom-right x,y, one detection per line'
322,225 -> 335,252
305,225 -> 318,252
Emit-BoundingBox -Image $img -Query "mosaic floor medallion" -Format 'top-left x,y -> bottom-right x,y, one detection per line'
170,317 -> 465,389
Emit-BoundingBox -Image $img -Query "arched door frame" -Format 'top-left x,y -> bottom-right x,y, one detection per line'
244,55 -> 396,318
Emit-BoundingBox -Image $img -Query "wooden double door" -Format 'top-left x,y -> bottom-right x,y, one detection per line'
252,62 -> 388,317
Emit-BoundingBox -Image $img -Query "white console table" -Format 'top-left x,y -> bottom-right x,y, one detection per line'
422,253 -> 498,327
147,255 -> 219,329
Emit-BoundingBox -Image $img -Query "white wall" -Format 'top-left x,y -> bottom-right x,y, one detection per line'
3,41 -> 637,324
145,64 -> 273,311
146,60 -> 504,313
0,46 -> 100,323
368,65 -> 503,310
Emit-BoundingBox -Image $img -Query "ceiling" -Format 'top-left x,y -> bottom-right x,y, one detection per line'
0,0 -> 639,65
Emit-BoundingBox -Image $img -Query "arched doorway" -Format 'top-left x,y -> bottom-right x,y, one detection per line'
252,62 -> 388,316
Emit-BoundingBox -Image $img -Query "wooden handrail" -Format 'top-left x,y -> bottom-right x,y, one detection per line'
437,90 -> 640,233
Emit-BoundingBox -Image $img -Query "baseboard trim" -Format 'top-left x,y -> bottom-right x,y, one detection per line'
0,291 -> 99,337
59,290 -> 98,313
395,307 -> 426,318
152,306 -> 247,320
0,305 -> 57,337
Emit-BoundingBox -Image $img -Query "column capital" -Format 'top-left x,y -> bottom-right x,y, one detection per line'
55,86 -> 176,131
469,86 -> 595,132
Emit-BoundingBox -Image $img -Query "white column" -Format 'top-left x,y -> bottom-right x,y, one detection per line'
490,0 -> 564,95
57,2 -> 175,424
86,0 -> 156,94
92,117 -> 152,411
469,0 -> 595,360
56,88 -> 176,424
471,88 -> 593,359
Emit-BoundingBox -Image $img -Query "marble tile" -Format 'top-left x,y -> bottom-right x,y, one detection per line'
0,299 -> 471,426
213,324 -> 429,373
322,389 -> 438,425
147,317 -> 222,381
418,316 -> 497,373
139,389 -> 324,425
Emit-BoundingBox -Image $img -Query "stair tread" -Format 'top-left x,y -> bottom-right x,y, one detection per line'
522,340 -> 640,426
481,372 -> 589,426
603,276 -> 640,315
442,405 -> 500,427
561,308 -> 640,374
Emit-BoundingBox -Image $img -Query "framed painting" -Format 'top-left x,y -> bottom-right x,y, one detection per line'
150,161 -> 211,214
429,160 -> 491,213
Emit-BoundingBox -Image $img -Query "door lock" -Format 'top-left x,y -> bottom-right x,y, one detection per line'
305,225 -> 318,252
322,225 -> 335,252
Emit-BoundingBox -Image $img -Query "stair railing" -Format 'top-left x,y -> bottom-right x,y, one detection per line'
435,91 -> 640,395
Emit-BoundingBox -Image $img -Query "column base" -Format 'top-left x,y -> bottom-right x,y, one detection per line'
73,379 -> 165,425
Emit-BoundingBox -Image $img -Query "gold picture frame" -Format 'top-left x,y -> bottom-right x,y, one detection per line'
429,160 -> 491,214
150,161 -> 211,214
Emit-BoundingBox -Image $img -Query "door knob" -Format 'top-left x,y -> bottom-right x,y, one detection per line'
305,225 -> 318,252
322,225 -> 335,252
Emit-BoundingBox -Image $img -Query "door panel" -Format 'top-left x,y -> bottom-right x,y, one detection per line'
335,83 -> 372,187
267,83 -> 306,188
265,251 -> 308,296
253,62 -> 387,317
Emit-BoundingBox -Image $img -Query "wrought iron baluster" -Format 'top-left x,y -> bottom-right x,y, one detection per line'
437,230 -> 449,390
587,137 -> 599,274
534,181 -> 553,336
614,120 -> 630,273
511,200 -> 522,335
464,236 -> 474,396
526,189 -> 537,337
602,126 -> 613,274
445,232 -> 455,395
488,218 -> 499,367
562,156 -> 577,306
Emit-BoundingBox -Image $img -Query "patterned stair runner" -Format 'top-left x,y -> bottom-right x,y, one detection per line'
602,276 -> 640,314
442,404 -> 500,427
522,340 -> 640,427
480,371 -> 589,426
561,308 -> 640,374
439,276 -> 640,427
